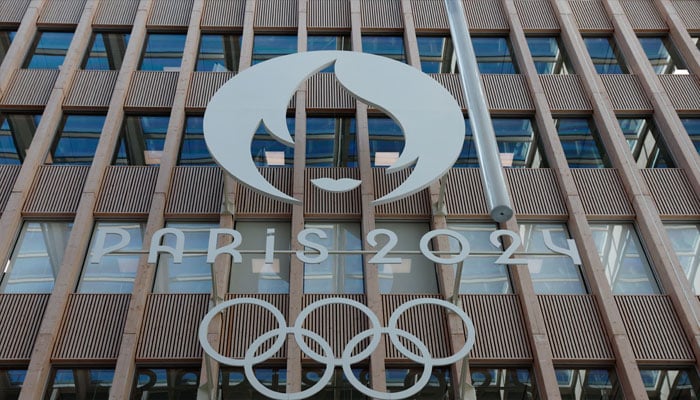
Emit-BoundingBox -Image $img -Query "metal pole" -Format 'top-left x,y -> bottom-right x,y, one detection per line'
444,0 -> 514,222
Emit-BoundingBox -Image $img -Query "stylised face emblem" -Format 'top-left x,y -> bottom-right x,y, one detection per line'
203,51 -> 464,205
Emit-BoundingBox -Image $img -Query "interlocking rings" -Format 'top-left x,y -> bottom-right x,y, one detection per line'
198,297 -> 476,400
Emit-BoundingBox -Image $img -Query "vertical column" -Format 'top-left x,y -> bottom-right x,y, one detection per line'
108,0 -> 206,397
0,0 -> 46,97
654,0 -> 700,74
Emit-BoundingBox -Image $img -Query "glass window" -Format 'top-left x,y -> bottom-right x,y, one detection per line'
78,221 -> 146,293
51,115 -> 106,165
526,36 -> 572,74
46,369 -> 113,399
303,222 -> 363,294
590,223 -> 660,294
665,224 -> 700,295
385,367 -> 452,398
471,368 -> 536,399
640,368 -> 700,399
24,31 -> 74,69
196,33 -> 241,72
308,35 -> 350,72
0,369 -> 25,399
458,118 -> 546,168
0,31 -> 16,66
446,223 -> 512,294
252,35 -> 297,65
471,37 -> 518,74
520,223 -> 587,294
230,222 -> 291,294
133,368 -> 199,399
114,115 -> 169,165
375,222 -> 437,294
0,222 -> 72,293
306,116 -> 356,167
639,37 -> 687,74
252,117 -> 295,166
368,116 -> 403,167
0,113 -> 41,164
555,118 -> 610,168
139,33 -> 186,71
154,222 -> 217,293
302,368 -> 368,399
583,37 -> 627,74
556,368 -> 622,399
618,118 -> 673,168
681,118 -> 700,155
179,116 -> 214,165
221,368 -> 288,398
417,36 -> 456,73
362,36 -> 406,63
82,32 -> 130,70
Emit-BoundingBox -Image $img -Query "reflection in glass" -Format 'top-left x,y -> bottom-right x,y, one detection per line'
252,118 -> 295,166
0,369 -> 25,399
526,36 -> 572,74
368,117 -> 403,167
25,31 -> 74,69
618,118 -> 673,168
83,32 -> 130,70
417,36 -> 456,73
78,222 -> 146,293
375,222 -> 437,294
139,33 -> 186,71
583,37 -> 627,74
252,35 -> 297,65
665,224 -> 700,294
51,115 -> 106,165
362,36 -> 406,63
230,222 -> 291,294
179,116 -> 215,165
306,117 -> 356,167
459,118 -> 545,168
590,224 -> 660,294
471,37 -> 518,74
1,222 -> 72,293
220,368 -> 287,399
556,369 -> 622,399
303,222 -> 363,294
0,31 -> 16,65
46,369 -> 114,399
446,223 -> 512,294
555,118 -> 609,168
471,368 -> 536,399
114,115 -> 169,165
0,114 -> 42,164
639,368 -> 700,399
196,34 -> 241,72
154,222 -> 217,293
520,223 -> 587,294
639,37 -> 687,74
133,368 -> 199,399
385,368 -> 452,398
308,35 -> 350,72
681,118 -> 700,155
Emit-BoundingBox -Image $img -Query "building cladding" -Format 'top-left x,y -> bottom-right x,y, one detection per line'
2,0 -> 700,398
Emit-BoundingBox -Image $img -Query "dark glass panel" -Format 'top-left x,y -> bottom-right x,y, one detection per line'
368,117 -> 403,167
0,114 -> 41,164
83,32 -> 130,70
417,36 -> 456,73
618,118 -> 673,168
639,37 -> 686,74
457,118 -> 545,168
139,33 -> 187,71
556,118 -> 609,168
133,368 -> 199,399
471,37 -> 517,74
252,35 -> 297,64
681,118 -> 700,154
114,116 -> 169,165
526,36 -> 572,74
251,117 -> 295,166
196,34 -> 241,72
51,115 -> 106,165
179,116 -> 215,165
305,117 -> 356,167
583,37 -> 627,74
25,31 -> 74,69
361,36 -> 406,63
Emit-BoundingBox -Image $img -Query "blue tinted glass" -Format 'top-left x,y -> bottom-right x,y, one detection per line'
0,115 -> 41,164
140,34 -> 186,71
471,37 -> 517,74
180,116 -> 215,165
618,118 -> 672,168
639,37 -> 684,74
252,35 -> 297,64
458,118 -> 542,168
583,37 -> 625,74
307,36 -> 350,72
306,117 -> 356,166
252,118 -> 295,166
83,33 -> 130,70
0,31 -> 15,65
196,34 -> 241,72
26,32 -> 74,69
526,37 -> 570,74
417,36 -> 455,73
368,117 -> 404,167
682,118 -> 700,154
114,116 -> 169,165
52,115 -> 106,165
362,36 -> 406,62
557,118 -> 607,168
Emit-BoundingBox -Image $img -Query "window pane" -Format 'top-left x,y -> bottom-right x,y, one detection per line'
0,114 -> 42,164
618,118 -> 673,168
78,222 -> 146,293
458,118 -> 545,168
590,224 -> 660,294
46,369 -> 113,399
134,368 -> 199,399
0,369 -> 25,398
368,117 -> 403,167
230,221 -> 291,294
114,116 -> 169,165
83,32 -> 130,70
25,31 -> 73,69
303,222 -> 363,294
252,35 -> 297,64
639,37 -> 687,74
639,369 -> 700,399
308,35 -> 350,72
362,36 -> 406,63
1,222 -> 72,293
252,118 -> 295,166
179,116 -> 215,165
556,118 -> 609,168
306,117 -> 356,167
196,34 -> 241,72
221,368 -> 287,398
417,36 -> 456,73
471,368 -> 536,399
375,222 -> 437,294
51,115 -> 106,165
0,31 -> 16,66
583,37 -> 627,74
386,368 -> 452,398
446,223 -> 512,294
471,37 -> 517,74
526,36 -> 572,74
154,222 -> 217,293
681,118 -> 700,155
139,33 -> 186,71
665,224 -> 700,295
556,369 -> 622,399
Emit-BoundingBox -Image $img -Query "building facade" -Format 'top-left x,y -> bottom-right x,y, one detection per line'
1,0 -> 700,398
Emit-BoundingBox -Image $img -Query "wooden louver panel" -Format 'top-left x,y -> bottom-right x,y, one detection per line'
505,169 -> 567,216
93,0 -> 139,27
201,0 -> 245,29
514,0 -> 560,31
600,74 -> 653,112
37,0 -> 87,26
445,169 -> 489,217
463,0 -> 508,31
673,0 -> 700,30
430,74 -> 467,110
410,0 -> 448,30
147,0 -> 194,27
482,74 -> 534,111
642,169 -> 700,216
186,72 -> 236,111
23,166 -> 89,216
1,69 -> 59,108
0,0 -> 31,25
539,75 -> 592,111
301,294 -> 368,361
361,0 -> 403,29
125,72 -> 179,111
568,0 -> 614,31
373,169 -> 430,217
236,168 -> 293,217
166,167 -> 223,216
659,75 -> 700,111
383,295 -> 451,360
307,0 -> 351,29
620,0 -> 667,30
307,73 -> 355,110
0,165 -> 20,214
222,294 -> 289,360
304,168 -> 361,217
95,166 -> 159,216
254,0 -> 298,28
0,294 -> 49,361
63,70 -> 118,110
571,169 -> 635,216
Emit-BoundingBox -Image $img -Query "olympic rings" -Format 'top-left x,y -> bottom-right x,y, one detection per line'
198,297 -> 476,400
